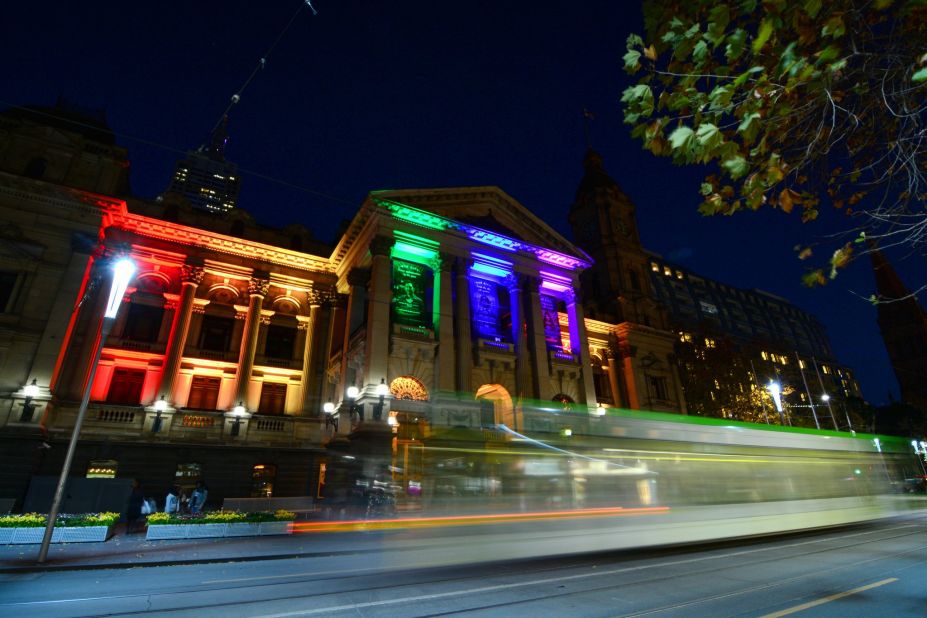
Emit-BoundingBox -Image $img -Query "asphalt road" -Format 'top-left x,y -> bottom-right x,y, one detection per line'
2,514 -> 926,617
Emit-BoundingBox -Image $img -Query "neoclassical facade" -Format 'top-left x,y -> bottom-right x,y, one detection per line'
325,187 -> 598,434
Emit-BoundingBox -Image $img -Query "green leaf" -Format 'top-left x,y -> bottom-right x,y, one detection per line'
722,155 -> 749,179
816,44 -> 841,64
623,49 -> 642,73
913,67 -> 927,82
708,84 -> 733,111
668,126 -> 695,151
734,66 -> 764,87
706,6 -> 730,45
700,182 -> 715,196
822,16 -> 846,38
692,39 -> 709,66
626,33 -> 644,49
737,112 -> 762,142
726,29 -> 747,61
804,0 -> 822,18
752,18 -> 774,54
696,122 -> 724,152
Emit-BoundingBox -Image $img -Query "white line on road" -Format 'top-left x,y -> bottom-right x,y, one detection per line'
758,578 -> 898,618
251,526 -> 917,617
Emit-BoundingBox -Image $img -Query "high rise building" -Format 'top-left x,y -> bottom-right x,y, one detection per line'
164,116 -> 240,214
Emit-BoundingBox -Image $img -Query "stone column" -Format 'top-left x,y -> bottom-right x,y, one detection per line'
435,253 -> 456,394
605,347 -> 626,408
233,273 -> 269,407
454,258 -> 473,393
158,262 -> 204,404
508,274 -> 529,399
363,236 -> 393,389
566,289 -> 596,405
525,275 -> 552,400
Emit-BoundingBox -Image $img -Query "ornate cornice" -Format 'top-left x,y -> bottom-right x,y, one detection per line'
103,211 -> 334,275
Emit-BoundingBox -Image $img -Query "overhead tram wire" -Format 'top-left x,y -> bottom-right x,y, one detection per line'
0,99 -> 357,209
209,1 -> 318,137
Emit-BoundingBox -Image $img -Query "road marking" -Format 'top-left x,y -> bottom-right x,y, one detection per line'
252,531 -> 915,617
759,578 -> 898,618
203,524 -> 912,586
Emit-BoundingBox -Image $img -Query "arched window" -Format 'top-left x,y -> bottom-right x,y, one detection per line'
389,376 -> 429,401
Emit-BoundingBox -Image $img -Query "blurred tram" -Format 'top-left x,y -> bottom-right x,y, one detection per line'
340,406 -> 927,557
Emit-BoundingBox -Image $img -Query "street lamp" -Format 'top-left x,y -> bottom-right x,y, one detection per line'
151,396 -> 167,433
595,404 -> 607,417
20,378 -> 39,422
373,378 -> 389,421
38,256 -> 135,563
766,380 -> 785,425
346,385 -> 363,423
230,401 -> 246,437
821,393 -> 839,430
323,401 -> 338,432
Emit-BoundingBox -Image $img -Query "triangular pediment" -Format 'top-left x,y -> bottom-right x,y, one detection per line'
370,187 -> 590,263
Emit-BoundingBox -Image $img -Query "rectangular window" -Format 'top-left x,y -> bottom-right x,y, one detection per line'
187,376 -> 221,410
648,376 -> 669,401
105,368 -> 145,404
123,303 -> 165,342
258,382 -> 287,415
199,315 -> 235,352
264,324 -> 296,359
0,272 -> 18,312
251,464 -> 276,498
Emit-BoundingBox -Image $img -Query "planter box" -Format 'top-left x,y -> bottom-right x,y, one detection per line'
2,526 -> 112,544
259,521 -> 292,536
145,524 -> 188,540
185,523 -> 228,538
225,522 -> 262,537
146,521 -> 294,540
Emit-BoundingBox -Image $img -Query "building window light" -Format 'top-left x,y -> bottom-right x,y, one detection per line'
651,262 -> 659,272
675,270 -> 683,279
761,351 -> 768,360
663,266 -> 672,277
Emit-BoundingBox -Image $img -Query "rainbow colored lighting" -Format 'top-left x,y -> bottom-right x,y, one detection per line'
376,198 -> 591,271
471,262 -> 510,278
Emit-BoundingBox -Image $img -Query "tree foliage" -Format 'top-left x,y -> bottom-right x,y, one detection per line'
622,0 -> 927,287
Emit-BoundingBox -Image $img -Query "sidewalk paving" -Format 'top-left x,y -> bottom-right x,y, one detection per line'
0,524 -> 368,573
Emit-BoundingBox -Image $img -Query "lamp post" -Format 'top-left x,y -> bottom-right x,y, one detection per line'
346,385 -> 362,423
767,380 -> 785,425
230,401 -> 246,437
323,401 -> 338,432
151,396 -> 167,433
821,393 -> 839,430
20,379 -> 39,422
38,256 -> 135,563
373,378 -> 389,421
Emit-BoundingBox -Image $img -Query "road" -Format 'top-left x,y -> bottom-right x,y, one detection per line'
2,513 -> 926,617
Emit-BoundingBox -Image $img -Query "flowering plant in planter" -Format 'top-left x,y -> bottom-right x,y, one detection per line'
0,512 -> 120,527
146,510 -> 296,525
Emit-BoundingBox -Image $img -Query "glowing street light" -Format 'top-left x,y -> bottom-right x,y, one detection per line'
374,378 -> 390,421
346,385 -> 362,423
20,378 -> 39,422
766,380 -> 785,425
323,401 -> 338,432
39,256 -> 136,563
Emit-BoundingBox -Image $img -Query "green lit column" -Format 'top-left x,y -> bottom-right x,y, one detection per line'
435,253 -> 456,394
454,257 -> 473,393
525,275 -> 552,400
363,236 -> 393,400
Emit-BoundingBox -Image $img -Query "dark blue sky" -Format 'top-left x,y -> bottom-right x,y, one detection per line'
4,1 -> 921,404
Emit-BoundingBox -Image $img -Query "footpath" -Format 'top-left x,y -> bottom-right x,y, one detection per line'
0,524 -> 375,573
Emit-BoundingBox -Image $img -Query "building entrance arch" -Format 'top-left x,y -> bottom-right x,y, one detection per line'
475,383 -> 515,428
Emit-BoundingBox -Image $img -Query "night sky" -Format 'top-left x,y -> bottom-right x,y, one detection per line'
5,1 -> 922,405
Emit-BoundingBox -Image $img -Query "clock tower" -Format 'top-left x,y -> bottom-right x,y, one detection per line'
568,149 -> 661,328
